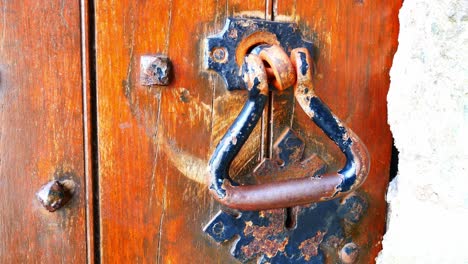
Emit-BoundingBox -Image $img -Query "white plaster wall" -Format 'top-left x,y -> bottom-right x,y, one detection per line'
377,0 -> 468,263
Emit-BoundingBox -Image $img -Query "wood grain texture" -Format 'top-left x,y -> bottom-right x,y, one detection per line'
95,0 -> 400,263
95,0 -> 265,263
274,1 -> 401,262
0,0 -> 87,263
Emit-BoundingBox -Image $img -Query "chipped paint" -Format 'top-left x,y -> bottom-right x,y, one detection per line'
299,231 -> 326,261
205,17 -> 314,91
205,123 -> 369,263
205,192 -> 369,263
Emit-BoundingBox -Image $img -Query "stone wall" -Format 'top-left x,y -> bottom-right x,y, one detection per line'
377,0 -> 468,263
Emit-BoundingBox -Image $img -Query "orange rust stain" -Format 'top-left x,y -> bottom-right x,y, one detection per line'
241,210 -> 288,259
298,230 -> 326,261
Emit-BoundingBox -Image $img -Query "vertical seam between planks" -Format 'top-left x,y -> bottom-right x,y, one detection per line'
79,0 -> 92,262
80,0 -> 100,262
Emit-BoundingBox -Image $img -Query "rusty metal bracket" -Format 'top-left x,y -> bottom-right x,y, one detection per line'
205,17 -> 314,91
204,18 -> 370,264
205,128 -> 368,263
204,195 -> 368,263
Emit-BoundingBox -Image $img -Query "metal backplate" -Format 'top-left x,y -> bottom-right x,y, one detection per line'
204,17 -> 314,90
204,128 -> 368,263
204,18 -> 368,263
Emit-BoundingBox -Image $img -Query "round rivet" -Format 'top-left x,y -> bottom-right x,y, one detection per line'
212,221 -> 224,235
211,47 -> 228,63
339,242 -> 359,264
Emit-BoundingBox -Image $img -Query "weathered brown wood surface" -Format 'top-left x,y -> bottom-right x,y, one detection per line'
274,1 -> 401,261
0,0 -> 400,262
0,0 -> 88,262
95,1 -> 267,262
95,0 -> 400,263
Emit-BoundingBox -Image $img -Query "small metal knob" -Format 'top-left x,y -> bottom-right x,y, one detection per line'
140,54 -> 172,86
36,179 -> 75,212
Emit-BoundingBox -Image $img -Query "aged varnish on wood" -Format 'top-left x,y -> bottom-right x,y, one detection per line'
0,0 -> 401,263
0,0 -> 87,262
95,0 -> 400,263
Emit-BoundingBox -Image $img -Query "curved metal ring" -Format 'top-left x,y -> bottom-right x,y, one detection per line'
250,44 -> 296,91
209,47 -> 370,211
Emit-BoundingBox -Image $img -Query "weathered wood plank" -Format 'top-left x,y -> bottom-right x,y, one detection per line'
0,0 -> 87,262
95,0 -> 400,262
95,0 -> 266,262
274,1 -> 401,262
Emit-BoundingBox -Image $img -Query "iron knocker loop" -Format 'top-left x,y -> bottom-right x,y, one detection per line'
209,46 -> 370,211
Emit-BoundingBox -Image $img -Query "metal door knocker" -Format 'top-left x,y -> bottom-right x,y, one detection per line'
204,18 -> 370,263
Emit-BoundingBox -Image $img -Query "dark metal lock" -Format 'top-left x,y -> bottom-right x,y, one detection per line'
204,18 -> 370,263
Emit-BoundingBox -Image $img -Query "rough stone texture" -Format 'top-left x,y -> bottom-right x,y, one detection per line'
377,0 -> 468,263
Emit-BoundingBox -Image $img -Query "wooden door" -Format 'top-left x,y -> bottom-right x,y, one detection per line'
0,0 -> 90,262
0,0 -> 401,263
95,0 -> 401,263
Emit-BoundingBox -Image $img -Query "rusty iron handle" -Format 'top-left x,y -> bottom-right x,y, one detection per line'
209,47 -> 370,211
